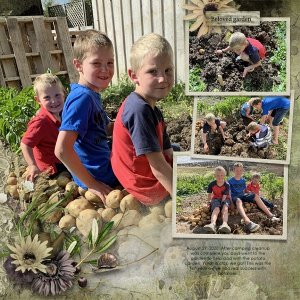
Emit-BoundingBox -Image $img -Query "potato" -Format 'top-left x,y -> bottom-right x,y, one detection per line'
139,213 -> 163,228
106,190 -> 124,208
111,210 -> 142,229
59,215 -> 76,229
149,205 -> 165,216
78,186 -> 86,197
56,175 -> 71,188
164,200 -> 172,218
7,177 -> 17,185
65,181 -> 79,198
45,210 -> 63,224
85,190 -> 103,205
66,198 -> 94,217
101,208 -> 116,222
76,209 -> 101,237
120,194 -> 141,212
97,207 -> 104,217
8,185 -> 19,199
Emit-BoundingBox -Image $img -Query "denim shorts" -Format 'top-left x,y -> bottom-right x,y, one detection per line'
232,193 -> 256,206
210,198 -> 231,212
270,108 -> 289,126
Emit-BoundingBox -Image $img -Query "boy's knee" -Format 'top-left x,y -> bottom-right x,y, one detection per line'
222,205 -> 229,212
213,207 -> 220,213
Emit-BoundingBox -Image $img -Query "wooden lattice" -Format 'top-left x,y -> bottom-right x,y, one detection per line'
0,16 -> 78,89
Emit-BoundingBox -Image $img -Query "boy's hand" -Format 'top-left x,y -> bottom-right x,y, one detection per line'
88,182 -> 113,204
215,49 -> 223,55
25,165 -> 41,182
243,66 -> 255,78
204,143 -> 209,153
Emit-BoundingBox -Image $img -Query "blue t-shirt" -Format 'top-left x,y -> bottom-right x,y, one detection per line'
203,118 -> 221,134
240,102 -> 254,117
244,42 -> 260,64
228,177 -> 246,199
261,97 -> 290,116
60,83 -> 116,189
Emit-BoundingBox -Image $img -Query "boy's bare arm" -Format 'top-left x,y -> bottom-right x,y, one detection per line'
163,147 -> 173,162
106,121 -> 114,136
260,114 -> 268,124
243,60 -> 262,77
201,131 -> 209,152
215,46 -> 230,55
55,131 -> 112,202
219,126 -> 226,139
207,193 -> 212,202
145,151 -> 173,195
20,142 -> 41,181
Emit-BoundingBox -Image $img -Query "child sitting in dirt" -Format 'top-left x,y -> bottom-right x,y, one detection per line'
228,162 -> 279,233
201,113 -> 226,154
240,97 -> 260,126
246,173 -> 274,209
111,33 -> 174,206
203,166 -> 231,234
251,96 -> 290,144
246,121 -> 272,149
21,73 -> 66,182
215,32 -> 266,78
55,30 -> 118,203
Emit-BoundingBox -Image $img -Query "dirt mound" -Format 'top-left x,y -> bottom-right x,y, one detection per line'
189,22 -> 283,92
176,193 -> 283,236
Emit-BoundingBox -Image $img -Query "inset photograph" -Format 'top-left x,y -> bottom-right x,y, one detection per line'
186,19 -> 290,95
191,94 -> 293,164
173,155 -> 287,240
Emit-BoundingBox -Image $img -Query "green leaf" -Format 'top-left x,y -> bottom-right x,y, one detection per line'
95,235 -> 117,253
96,221 -> 114,246
67,240 -> 77,254
91,218 -> 99,246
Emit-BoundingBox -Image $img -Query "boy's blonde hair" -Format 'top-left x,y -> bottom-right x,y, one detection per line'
252,173 -> 261,180
130,33 -> 173,73
33,73 -> 64,96
73,30 -> 113,62
215,166 -> 226,175
229,32 -> 247,49
246,121 -> 259,132
205,113 -> 216,122
233,162 -> 244,169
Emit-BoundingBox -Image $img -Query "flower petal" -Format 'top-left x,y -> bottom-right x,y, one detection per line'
183,12 -> 202,21
190,15 -> 205,32
182,4 -> 199,11
197,20 -> 209,37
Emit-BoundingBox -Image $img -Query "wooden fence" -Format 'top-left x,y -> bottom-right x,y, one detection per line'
92,0 -> 187,83
0,16 -> 78,89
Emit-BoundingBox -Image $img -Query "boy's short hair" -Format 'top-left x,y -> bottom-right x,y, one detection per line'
205,113 -> 216,122
215,166 -> 226,175
233,162 -> 244,169
73,30 -> 113,62
33,73 -> 64,96
252,98 -> 262,106
229,32 -> 247,48
252,173 -> 261,180
246,121 -> 259,132
130,33 -> 173,73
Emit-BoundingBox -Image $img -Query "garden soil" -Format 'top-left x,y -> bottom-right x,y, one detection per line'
189,22 -> 283,92
176,193 -> 283,236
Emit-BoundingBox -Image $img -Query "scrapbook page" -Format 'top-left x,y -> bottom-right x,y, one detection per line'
0,0 -> 299,299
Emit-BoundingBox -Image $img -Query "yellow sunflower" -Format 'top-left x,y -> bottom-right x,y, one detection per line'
7,235 -> 53,273
183,0 -> 239,37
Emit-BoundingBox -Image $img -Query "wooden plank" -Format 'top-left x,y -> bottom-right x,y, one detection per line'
6,18 -> 32,87
163,0 -> 175,62
113,0 -> 127,75
0,23 -> 19,88
141,0 -> 152,35
91,0 -> 100,30
5,76 -> 20,82
103,0 -> 118,82
174,0 -> 186,83
33,17 -> 53,73
0,64 -> 6,86
98,0 -> 106,33
122,0 -> 133,70
152,0 -> 163,36
131,0 -> 143,41
55,17 -> 77,83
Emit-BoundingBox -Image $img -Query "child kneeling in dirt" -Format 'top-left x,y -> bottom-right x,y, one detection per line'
246,121 -> 272,149
21,73 -> 66,182
246,173 -> 275,210
240,97 -> 261,126
203,166 -> 231,234
229,162 -> 279,233
215,32 -> 266,78
201,113 -> 226,155
111,33 -> 174,206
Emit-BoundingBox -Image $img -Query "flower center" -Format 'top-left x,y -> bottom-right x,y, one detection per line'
203,3 -> 219,14
46,263 -> 58,276
23,252 -> 36,265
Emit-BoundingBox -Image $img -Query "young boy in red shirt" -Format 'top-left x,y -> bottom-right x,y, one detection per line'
216,32 -> 266,78
111,33 -> 174,206
21,73 -> 65,181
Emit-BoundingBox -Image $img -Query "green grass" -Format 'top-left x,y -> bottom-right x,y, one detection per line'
189,65 -> 207,92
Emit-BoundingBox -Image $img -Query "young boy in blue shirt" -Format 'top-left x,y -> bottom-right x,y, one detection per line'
252,96 -> 290,144
55,30 -> 117,203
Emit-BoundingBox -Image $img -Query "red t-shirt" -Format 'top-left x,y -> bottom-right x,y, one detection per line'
21,107 -> 61,174
111,93 -> 172,206
246,181 -> 260,195
246,37 -> 266,59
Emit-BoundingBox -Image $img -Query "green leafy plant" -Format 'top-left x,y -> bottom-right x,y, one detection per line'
260,172 -> 284,200
189,66 -> 207,92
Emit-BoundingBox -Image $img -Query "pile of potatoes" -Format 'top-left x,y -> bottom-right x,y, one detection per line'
4,168 -> 172,238
178,204 -> 211,228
